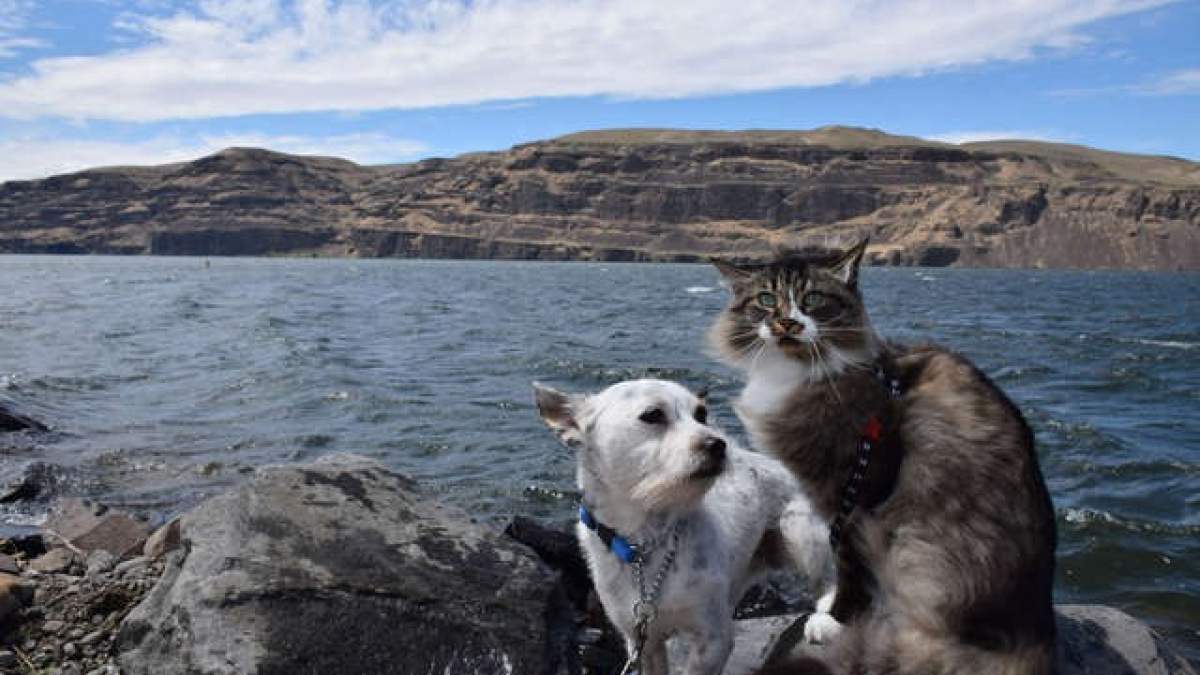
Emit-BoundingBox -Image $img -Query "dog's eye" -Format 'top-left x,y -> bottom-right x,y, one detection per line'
639,408 -> 667,425
694,406 -> 708,424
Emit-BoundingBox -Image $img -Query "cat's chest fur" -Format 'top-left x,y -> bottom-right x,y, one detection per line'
737,348 -> 815,418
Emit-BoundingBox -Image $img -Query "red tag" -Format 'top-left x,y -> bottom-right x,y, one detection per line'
863,416 -> 883,443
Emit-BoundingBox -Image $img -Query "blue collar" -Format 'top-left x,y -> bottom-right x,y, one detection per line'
579,503 -> 642,564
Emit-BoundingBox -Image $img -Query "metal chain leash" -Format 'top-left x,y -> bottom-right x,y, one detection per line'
619,521 -> 683,675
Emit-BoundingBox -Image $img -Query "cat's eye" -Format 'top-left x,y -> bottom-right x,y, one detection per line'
639,408 -> 667,425
756,292 -> 778,308
803,292 -> 828,311
802,291 -> 842,318
694,406 -> 708,425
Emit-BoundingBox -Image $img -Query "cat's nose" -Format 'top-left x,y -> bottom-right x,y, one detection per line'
778,318 -> 799,331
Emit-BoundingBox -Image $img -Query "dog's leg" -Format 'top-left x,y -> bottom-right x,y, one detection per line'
778,498 -> 845,645
682,625 -> 734,675
639,634 -> 669,675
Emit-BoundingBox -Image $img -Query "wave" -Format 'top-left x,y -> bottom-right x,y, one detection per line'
1132,338 -> 1199,351
1060,507 -> 1200,537
685,285 -> 716,294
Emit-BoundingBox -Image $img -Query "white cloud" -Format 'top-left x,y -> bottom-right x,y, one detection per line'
0,0 -> 41,57
0,131 -> 428,182
0,0 -> 1181,121
1137,69 -> 1200,95
930,130 -> 1067,145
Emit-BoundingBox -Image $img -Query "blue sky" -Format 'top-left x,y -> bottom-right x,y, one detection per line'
0,0 -> 1197,182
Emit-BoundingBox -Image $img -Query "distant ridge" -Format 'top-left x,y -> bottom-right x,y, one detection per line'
1,127 -> 1197,269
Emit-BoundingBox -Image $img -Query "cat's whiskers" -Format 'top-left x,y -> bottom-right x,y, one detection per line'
810,339 -> 846,406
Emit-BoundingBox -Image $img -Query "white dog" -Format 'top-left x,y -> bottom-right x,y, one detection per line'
534,379 -> 835,675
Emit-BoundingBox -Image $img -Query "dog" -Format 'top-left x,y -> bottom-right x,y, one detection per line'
535,379 -> 835,675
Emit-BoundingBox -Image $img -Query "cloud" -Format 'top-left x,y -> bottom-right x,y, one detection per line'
930,130 -> 1068,145
0,0 -> 1182,122
0,0 -> 42,58
0,130 -> 429,182
1136,69 -> 1200,95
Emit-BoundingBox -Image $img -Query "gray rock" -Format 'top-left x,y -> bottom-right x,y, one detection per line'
1056,604 -> 1196,675
142,518 -> 181,560
0,405 -> 46,433
117,453 -> 574,675
753,605 -> 1196,675
85,550 -> 117,578
46,498 -> 151,560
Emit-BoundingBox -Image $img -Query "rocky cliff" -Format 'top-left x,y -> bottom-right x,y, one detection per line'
2,127 -> 1198,269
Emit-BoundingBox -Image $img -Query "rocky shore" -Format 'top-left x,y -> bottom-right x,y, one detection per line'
1,453 -> 1195,675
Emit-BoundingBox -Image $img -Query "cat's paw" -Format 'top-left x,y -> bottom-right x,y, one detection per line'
803,611 -> 843,645
803,591 -> 843,644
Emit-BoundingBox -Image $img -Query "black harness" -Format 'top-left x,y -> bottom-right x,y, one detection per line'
828,358 -> 903,550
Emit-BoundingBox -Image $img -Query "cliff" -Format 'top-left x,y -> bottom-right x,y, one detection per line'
2,127 -> 1198,269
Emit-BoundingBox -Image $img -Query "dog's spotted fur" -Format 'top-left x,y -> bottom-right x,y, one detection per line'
536,379 -> 834,675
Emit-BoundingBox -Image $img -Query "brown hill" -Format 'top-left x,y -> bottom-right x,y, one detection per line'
1,127 -> 1197,269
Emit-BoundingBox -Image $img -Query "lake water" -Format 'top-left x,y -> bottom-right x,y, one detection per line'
1,256 -> 1197,663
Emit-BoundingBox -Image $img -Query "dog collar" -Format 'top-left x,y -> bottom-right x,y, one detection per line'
579,503 -> 642,564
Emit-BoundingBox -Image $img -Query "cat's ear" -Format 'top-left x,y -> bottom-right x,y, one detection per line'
830,238 -> 869,286
710,258 -> 754,291
533,383 -> 584,448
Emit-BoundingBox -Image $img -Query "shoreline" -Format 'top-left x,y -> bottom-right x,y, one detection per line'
2,456 -> 1196,674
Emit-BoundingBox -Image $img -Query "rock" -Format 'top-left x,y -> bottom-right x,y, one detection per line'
755,606 -> 1196,675
0,404 -> 47,433
46,499 -> 151,560
0,572 -> 35,623
0,552 -> 20,575
29,547 -> 78,574
505,515 -> 592,610
118,453 -> 575,675
142,518 -> 181,560
85,550 -> 117,578
1056,604 -> 1196,675
0,461 -> 71,504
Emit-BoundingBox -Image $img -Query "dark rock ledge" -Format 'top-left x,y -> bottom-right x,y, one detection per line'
2,454 -> 1195,675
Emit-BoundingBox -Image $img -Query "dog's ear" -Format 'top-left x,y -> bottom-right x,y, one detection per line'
533,383 -> 584,448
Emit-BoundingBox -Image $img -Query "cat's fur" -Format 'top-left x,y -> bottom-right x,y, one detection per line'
710,239 -> 1058,675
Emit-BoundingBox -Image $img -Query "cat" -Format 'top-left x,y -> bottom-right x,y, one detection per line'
709,239 -> 1058,675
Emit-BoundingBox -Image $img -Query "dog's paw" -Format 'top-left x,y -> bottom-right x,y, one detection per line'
803,611 -> 843,645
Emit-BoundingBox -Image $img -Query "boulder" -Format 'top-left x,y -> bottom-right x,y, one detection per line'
45,498 -> 151,560
1056,604 -> 1196,675
756,605 -> 1196,675
117,454 -> 575,675
0,572 -> 34,624
0,405 -> 46,433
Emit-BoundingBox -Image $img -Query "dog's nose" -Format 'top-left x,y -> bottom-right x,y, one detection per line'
702,436 -> 727,464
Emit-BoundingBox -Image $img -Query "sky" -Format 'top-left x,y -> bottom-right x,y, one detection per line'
0,0 -> 1197,182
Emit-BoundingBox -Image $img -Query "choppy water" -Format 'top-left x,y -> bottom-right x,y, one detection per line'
1,256 -> 1197,662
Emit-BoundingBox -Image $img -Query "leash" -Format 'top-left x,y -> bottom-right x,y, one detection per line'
828,358 -> 903,550
621,521 -> 682,675
579,501 -> 683,675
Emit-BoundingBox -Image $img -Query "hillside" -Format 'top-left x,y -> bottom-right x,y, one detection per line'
1,127 -> 1197,269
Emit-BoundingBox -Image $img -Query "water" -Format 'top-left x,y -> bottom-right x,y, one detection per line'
1,256 -> 1197,662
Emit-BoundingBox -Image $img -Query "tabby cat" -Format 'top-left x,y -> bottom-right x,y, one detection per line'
710,239 -> 1058,675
